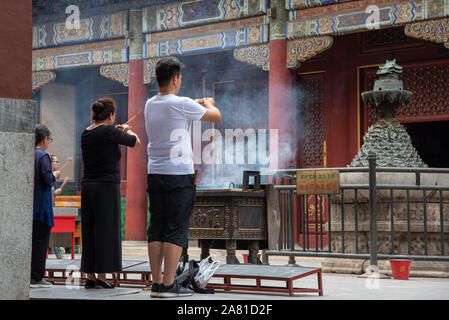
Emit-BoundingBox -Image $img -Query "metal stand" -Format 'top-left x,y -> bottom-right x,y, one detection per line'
358,153 -> 390,279
226,240 -> 240,264
248,240 -> 263,264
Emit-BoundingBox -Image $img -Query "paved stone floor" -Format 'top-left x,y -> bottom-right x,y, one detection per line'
30,241 -> 449,301
30,271 -> 449,300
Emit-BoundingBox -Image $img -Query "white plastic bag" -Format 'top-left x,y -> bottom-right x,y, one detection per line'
195,255 -> 220,289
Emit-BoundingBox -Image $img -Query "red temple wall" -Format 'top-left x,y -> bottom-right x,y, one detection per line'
298,28 -> 449,168
0,1 -> 32,100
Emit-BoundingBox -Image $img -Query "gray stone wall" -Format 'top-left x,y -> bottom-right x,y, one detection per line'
0,98 -> 36,300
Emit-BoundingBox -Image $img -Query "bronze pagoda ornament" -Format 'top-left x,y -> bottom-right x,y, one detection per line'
350,59 -> 427,168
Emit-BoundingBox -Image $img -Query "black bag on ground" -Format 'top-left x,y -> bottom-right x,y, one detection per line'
175,259 -> 215,294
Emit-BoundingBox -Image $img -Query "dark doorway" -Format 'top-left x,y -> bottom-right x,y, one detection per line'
404,121 -> 449,168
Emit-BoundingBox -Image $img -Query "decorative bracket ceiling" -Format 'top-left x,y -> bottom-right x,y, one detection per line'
143,58 -> 159,85
404,17 -> 449,49
287,36 -> 333,69
32,71 -> 56,90
233,44 -> 270,71
100,63 -> 129,87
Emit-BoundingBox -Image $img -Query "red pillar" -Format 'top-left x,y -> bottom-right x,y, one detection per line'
325,35 -> 358,167
268,39 -> 296,169
125,59 -> 148,240
0,1 -> 31,100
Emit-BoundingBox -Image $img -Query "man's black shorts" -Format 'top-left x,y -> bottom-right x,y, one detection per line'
146,174 -> 195,247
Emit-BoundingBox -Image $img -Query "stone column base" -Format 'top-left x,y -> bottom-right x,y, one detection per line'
0,97 -> 36,299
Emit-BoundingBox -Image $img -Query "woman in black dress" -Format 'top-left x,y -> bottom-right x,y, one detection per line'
80,97 -> 141,288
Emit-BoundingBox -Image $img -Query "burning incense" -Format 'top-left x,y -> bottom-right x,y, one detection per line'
196,98 -> 215,106
125,114 -> 137,125
59,177 -> 69,189
58,157 -> 73,172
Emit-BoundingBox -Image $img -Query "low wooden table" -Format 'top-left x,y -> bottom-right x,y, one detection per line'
44,258 -> 323,297
207,264 -> 323,296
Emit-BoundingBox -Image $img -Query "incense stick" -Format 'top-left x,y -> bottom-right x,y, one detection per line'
59,177 -> 69,189
125,114 -> 137,125
58,157 -> 73,172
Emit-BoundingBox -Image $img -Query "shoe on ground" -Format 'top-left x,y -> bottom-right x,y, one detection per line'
159,282 -> 193,298
30,279 -> 52,288
151,282 -> 161,298
84,279 -> 96,289
95,279 -> 114,289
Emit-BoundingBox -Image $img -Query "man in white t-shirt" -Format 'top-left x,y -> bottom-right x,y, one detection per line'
144,57 -> 221,298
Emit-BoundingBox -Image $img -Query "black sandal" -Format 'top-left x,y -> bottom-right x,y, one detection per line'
84,279 -> 96,289
95,279 -> 115,289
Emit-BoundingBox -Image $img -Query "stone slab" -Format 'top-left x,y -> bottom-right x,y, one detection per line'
46,259 -> 81,270
0,100 -> 36,300
121,260 -> 147,270
121,261 -> 151,273
53,207 -> 79,216
29,287 -> 140,300
0,98 -> 35,133
45,259 -> 149,272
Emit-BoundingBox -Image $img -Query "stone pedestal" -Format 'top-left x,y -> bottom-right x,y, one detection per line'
323,172 -> 449,275
0,98 -> 36,299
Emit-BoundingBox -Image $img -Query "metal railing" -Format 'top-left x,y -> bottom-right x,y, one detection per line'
260,153 -> 449,267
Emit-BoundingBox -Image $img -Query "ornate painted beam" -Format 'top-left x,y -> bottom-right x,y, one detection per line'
286,36 -> 333,69
32,46 -> 128,72
32,71 -> 56,90
233,43 -> 270,70
405,17 -> 449,48
286,0 -> 354,10
33,11 -> 128,49
286,0 -> 449,39
143,24 -> 268,58
32,38 -> 129,72
142,0 -> 268,33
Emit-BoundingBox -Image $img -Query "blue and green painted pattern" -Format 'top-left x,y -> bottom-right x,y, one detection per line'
142,0 -> 268,33
286,0 -> 351,10
286,0 -> 449,39
32,47 -> 129,72
33,11 -> 128,49
143,24 -> 268,58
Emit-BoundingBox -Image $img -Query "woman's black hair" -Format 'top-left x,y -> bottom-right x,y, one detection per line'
92,97 -> 116,122
35,124 -> 51,146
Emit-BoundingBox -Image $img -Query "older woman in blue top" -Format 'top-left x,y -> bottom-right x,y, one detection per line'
31,124 -> 61,288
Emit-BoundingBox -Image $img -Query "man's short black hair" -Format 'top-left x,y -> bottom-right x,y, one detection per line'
155,57 -> 184,87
